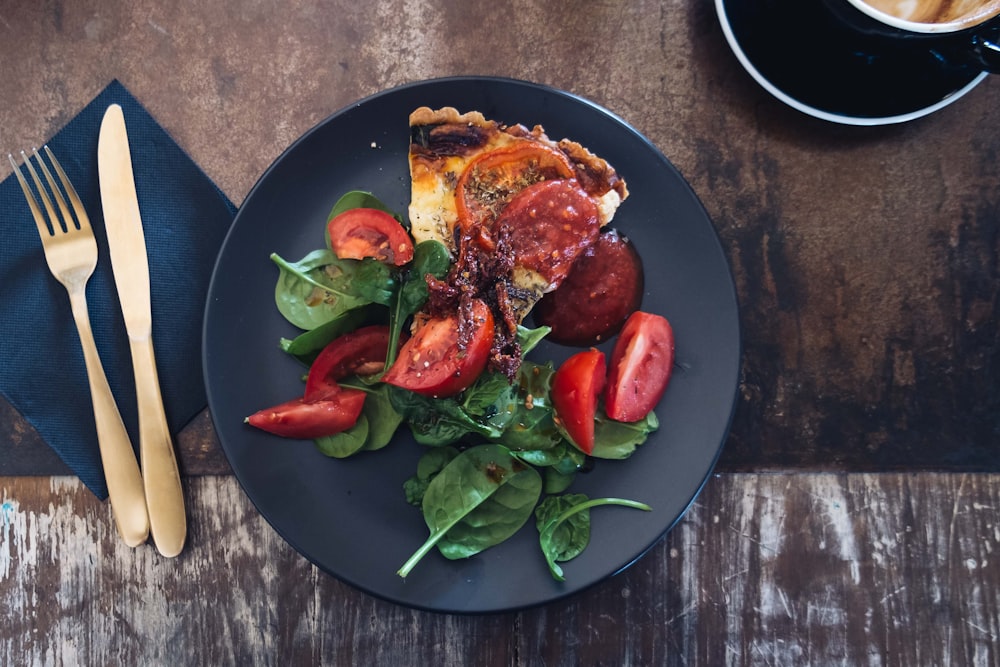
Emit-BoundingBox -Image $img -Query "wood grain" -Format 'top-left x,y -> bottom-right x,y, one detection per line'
2,473 -> 997,665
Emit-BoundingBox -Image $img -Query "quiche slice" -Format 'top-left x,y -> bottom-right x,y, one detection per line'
407,106 -> 629,376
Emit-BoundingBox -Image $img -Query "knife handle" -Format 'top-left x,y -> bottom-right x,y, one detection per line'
68,288 -> 150,547
130,334 -> 187,558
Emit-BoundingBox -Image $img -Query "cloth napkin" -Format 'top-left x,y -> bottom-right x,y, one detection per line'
0,80 -> 236,498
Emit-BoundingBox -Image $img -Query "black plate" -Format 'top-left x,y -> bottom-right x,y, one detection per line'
203,77 -> 741,613
716,0 -> 988,125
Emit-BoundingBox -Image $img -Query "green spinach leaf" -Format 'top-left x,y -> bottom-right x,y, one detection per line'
278,306 -> 373,364
397,444 -> 542,577
402,446 -> 460,506
271,250 -> 394,330
388,377 -> 515,447
313,414 -> 370,459
498,361 -> 562,451
517,324 -> 551,355
589,409 -> 660,460
536,494 -> 651,581
358,383 -> 404,452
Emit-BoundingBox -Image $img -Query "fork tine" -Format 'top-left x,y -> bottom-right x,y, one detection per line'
42,145 -> 89,232
20,149 -> 65,234
34,146 -> 80,232
8,152 -> 53,238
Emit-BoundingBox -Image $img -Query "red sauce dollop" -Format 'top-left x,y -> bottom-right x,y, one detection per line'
532,228 -> 644,346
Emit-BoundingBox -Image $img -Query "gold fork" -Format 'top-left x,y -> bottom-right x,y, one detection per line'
10,146 -> 149,547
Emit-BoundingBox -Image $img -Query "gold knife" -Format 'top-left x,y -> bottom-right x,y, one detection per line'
98,104 -> 187,557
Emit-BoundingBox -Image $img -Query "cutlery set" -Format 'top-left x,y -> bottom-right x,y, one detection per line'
9,104 -> 187,557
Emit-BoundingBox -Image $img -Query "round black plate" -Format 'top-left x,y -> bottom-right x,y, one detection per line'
203,77 -> 741,613
716,0 -> 988,125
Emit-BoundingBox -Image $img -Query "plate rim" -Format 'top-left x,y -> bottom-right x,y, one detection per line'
203,75 -> 742,613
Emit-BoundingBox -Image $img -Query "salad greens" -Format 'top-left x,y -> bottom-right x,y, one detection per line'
397,444 -> 542,577
268,190 -> 658,580
535,494 -> 652,581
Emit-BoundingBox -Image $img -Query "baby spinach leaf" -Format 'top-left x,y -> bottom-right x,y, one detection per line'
403,446 -> 460,506
352,260 -> 397,306
460,372 -> 519,433
498,361 -> 562,451
279,307 -> 373,364
389,388 -> 477,446
272,250 -> 394,330
589,409 -> 660,460
543,467 -> 576,494
389,376 -> 509,447
536,494 -> 652,581
517,324 -> 551,355
313,414 -> 370,459
397,444 -> 542,578
514,442 -> 584,492
512,448 -> 566,467
358,383 -> 404,452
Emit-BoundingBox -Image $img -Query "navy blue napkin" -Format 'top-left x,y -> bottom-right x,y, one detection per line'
0,80 -> 236,498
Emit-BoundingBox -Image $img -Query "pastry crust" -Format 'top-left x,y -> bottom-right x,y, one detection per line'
408,106 -> 628,251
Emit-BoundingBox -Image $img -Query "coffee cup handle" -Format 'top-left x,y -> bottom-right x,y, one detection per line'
969,31 -> 1000,73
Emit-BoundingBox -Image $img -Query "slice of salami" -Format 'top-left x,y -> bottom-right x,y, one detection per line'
496,178 -> 601,289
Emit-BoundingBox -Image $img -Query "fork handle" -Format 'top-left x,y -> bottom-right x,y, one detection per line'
129,334 -> 187,558
67,288 -> 150,547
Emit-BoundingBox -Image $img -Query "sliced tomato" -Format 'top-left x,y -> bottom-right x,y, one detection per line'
455,143 -> 575,249
327,207 -> 414,265
604,311 -> 675,422
551,349 -> 607,455
246,387 -> 366,439
382,299 -> 494,398
304,325 -> 395,400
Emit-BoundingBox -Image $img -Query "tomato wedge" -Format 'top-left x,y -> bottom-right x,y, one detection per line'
304,325 -> 396,400
551,349 -> 607,455
327,207 -> 414,265
455,143 -> 575,249
604,311 -> 675,422
382,299 -> 494,398
246,387 -> 366,439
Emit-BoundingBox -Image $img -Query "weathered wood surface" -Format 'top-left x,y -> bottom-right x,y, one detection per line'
2,473 -> 998,665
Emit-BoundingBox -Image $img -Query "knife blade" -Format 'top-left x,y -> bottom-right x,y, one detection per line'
98,103 -> 187,558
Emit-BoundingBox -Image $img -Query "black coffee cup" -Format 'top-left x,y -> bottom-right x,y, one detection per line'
717,0 -> 1000,124
827,0 -> 1000,67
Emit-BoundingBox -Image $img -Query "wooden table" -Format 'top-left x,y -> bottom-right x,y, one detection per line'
2,1 -> 998,664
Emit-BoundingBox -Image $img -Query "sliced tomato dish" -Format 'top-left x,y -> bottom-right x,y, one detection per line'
327,207 -> 414,265
604,311 -> 675,423
383,298 -> 495,398
304,325 -> 396,399
246,387 -> 366,439
551,348 -> 607,454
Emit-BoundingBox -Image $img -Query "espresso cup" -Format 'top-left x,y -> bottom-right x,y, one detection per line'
828,0 -> 1000,69
717,0 -> 1000,123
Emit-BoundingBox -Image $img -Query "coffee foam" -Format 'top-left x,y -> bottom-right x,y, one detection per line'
859,0 -> 1000,25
